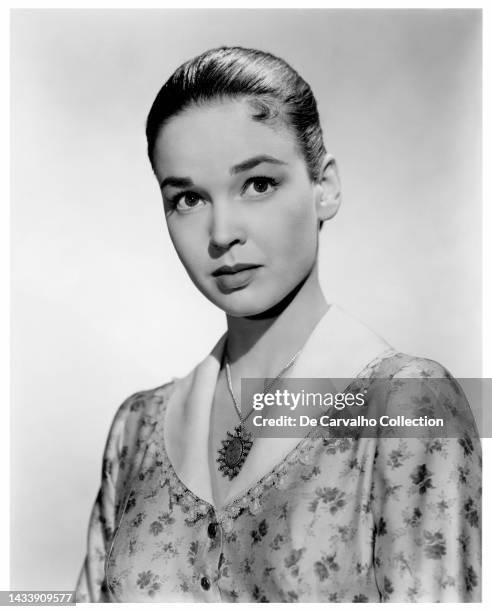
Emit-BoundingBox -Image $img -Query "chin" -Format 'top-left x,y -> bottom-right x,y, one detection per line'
218,290 -> 295,319
196,274 -> 306,318
218,297 -> 269,318
197,286 -> 270,318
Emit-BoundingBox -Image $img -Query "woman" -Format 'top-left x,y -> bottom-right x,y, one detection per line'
75,47 -> 481,603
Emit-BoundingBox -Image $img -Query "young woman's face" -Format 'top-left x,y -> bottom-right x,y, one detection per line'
152,99 -> 321,317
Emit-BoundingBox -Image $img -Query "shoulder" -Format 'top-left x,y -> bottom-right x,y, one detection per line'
366,352 -> 479,440
370,352 -> 468,399
369,351 -> 455,379
112,380 -> 176,429
101,380 -> 176,477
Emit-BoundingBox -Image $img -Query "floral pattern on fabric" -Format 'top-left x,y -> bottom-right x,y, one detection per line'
75,353 -> 481,602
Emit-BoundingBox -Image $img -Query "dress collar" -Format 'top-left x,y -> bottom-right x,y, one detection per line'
162,303 -> 392,509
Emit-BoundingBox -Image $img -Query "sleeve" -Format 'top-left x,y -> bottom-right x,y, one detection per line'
370,360 -> 482,602
75,398 -> 133,603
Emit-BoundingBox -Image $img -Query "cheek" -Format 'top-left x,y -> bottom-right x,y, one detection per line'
266,192 -> 318,258
167,222 -> 205,274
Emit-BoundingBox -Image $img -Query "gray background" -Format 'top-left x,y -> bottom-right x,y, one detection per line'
11,9 -> 481,589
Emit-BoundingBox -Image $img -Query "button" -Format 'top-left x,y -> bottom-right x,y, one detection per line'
207,522 -> 217,538
200,576 -> 210,590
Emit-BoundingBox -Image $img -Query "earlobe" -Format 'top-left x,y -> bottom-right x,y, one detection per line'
316,154 -> 342,222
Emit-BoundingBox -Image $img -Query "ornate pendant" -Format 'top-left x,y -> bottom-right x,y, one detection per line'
216,424 -> 253,480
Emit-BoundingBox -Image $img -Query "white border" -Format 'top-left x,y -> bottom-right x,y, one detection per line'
3,3 -> 489,611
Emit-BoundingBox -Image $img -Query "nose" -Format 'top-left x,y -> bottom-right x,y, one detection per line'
209,199 -> 246,251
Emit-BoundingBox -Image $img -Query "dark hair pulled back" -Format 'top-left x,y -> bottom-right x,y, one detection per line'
146,46 -> 327,183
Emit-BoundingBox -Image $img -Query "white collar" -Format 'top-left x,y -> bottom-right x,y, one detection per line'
162,304 -> 392,509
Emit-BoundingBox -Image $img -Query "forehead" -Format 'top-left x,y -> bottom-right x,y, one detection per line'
152,99 -> 302,178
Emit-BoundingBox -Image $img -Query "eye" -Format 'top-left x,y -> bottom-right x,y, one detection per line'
170,191 -> 206,212
242,176 -> 279,198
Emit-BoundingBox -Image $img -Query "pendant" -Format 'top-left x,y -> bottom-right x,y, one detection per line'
216,424 -> 253,480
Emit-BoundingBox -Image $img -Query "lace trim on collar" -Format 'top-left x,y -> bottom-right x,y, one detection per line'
155,349 -> 400,532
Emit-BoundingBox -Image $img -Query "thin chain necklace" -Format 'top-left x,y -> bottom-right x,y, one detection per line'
216,349 -> 301,480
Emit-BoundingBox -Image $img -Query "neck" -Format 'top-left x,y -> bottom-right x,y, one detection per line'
224,262 -> 329,378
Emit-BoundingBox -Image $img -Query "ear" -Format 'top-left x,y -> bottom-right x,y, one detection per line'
314,154 -> 341,222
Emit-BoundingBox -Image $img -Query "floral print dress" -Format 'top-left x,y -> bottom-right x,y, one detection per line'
75,349 -> 481,603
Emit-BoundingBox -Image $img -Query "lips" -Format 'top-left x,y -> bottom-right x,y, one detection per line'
212,263 -> 262,291
212,263 -> 261,277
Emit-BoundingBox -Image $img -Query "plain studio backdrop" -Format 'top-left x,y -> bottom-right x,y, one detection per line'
11,9 -> 481,590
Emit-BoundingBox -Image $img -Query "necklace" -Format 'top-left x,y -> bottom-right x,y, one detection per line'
216,349 -> 301,480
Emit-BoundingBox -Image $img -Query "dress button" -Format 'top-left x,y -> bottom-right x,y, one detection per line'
207,522 -> 218,538
200,576 -> 211,591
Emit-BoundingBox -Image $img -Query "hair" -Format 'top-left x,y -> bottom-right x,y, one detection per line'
145,46 -> 327,183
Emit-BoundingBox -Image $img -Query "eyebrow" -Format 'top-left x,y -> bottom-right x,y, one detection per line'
159,176 -> 193,190
159,155 -> 287,191
230,155 -> 287,175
